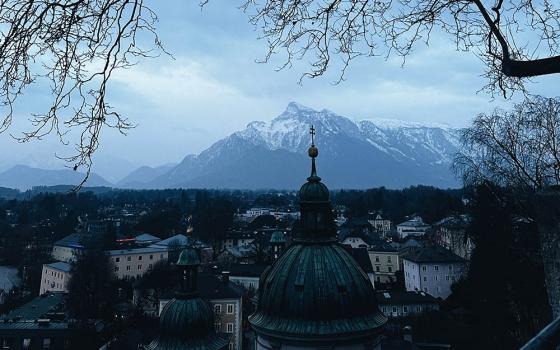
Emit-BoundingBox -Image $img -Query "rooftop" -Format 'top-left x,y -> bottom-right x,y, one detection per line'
376,291 -> 439,305
2,292 -> 65,320
402,245 -> 465,264
225,263 -> 270,278
45,261 -> 72,273
53,233 -> 85,249
148,234 -> 190,248
135,233 -> 161,242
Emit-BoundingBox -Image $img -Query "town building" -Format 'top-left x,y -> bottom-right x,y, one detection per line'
0,292 -> 71,349
106,247 -> 168,280
226,263 -> 269,291
368,212 -> 393,238
269,230 -> 287,260
396,216 -> 431,239
40,262 -> 72,295
376,291 -> 439,318
433,215 -> 474,260
402,245 -> 466,299
249,131 -> 386,349
51,233 -> 86,262
348,247 -> 376,288
369,240 -> 400,284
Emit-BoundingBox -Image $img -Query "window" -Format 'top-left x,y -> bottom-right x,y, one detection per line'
403,306 -> 408,313
229,343 -> 234,350
376,266 -> 380,272
160,254 -> 164,258
42,338 -> 51,349
434,265 -> 439,271
392,306 -> 397,313
227,304 -> 234,314
387,256 -> 392,263
114,267 -> 119,272
22,339 -> 31,349
126,266 -> 131,271
435,276 -> 438,281
148,264 -> 153,269
214,323 -> 221,332
388,266 -> 392,273
138,265 -> 142,270
375,256 -> 380,262
417,306 -> 421,312
423,276 -> 427,282
226,323 -> 234,333
127,256 -> 131,262
115,257 -> 120,262
422,266 -> 426,271
446,275 -> 450,281
449,265 -> 453,271
437,286 -> 441,292
138,256 -> 143,261
382,307 -> 387,313
214,304 -> 222,315
150,255 -> 153,260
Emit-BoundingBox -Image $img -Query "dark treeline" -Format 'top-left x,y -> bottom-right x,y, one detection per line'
332,186 -> 465,223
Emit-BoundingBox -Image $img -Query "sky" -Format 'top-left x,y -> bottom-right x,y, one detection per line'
0,0 -> 557,181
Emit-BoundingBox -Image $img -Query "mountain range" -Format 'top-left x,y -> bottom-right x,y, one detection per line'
0,103 -> 462,190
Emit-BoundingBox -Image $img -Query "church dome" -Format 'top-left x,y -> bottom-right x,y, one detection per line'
250,244 -> 386,341
249,126 -> 386,345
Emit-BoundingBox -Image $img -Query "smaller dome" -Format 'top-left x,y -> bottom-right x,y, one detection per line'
177,247 -> 200,266
308,145 -> 318,158
270,231 -> 286,244
299,181 -> 329,202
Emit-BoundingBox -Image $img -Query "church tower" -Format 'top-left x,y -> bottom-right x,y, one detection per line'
249,126 -> 387,349
144,247 -> 229,350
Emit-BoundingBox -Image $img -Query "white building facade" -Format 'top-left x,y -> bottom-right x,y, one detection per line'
107,247 -> 168,279
40,262 -> 72,295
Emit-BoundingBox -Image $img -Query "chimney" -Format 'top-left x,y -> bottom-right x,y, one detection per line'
221,271 -> 230,284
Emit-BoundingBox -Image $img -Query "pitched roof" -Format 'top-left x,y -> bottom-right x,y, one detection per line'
369,239 -> 398,253
149,234 -> 190,248
53,233 -> 85,249
225,263 -> 270,278
2,292 -> 65,320
45,261 -> 72,273
402,245 -> 465,264
135,233 -> 161,242
106,246 -> 167,256
376,291 -> 439,305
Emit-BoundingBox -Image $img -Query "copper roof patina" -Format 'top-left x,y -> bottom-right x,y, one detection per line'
249,126 -> 387,345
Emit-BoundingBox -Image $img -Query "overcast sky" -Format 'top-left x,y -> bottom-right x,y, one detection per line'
0,1 -> 557,180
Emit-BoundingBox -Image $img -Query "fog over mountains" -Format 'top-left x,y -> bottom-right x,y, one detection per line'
0,103 -> 462,190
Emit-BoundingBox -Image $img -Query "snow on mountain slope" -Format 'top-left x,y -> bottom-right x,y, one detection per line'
150,102 -> 462,189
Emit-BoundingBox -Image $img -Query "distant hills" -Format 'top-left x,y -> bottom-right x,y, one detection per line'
0,103 -> 463,190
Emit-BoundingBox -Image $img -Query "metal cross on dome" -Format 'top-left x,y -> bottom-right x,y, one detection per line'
310,125 -> 316,145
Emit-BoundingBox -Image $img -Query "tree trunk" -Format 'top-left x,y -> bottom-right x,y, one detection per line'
536,187 -> 560,318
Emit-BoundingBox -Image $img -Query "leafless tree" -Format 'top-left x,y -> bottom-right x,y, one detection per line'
0,0 -> 164,186
225,0 -> 560,93
454,96 -> 560,191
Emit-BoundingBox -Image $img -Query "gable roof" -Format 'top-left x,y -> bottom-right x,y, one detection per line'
402,245 -> 465,264
45,261 -> 72,273
376,291 -> 439,305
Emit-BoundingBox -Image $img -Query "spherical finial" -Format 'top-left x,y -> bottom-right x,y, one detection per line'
308,145 -> 319,158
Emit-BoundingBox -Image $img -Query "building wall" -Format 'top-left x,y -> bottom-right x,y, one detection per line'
212,299 -> 242,350
403,259 -> 465,299
230,276 -> 260,291
109,250 -> 168,279
51,245 -> 81,263
379,302 -> 439,318
369,251 -> 400,284
40,265 -> 71,295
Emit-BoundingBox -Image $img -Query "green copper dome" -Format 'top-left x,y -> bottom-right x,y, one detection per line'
270,230 -> 286,244
249,126 -> 386,345
144,248 -> 229,350
176,247 -> 200,266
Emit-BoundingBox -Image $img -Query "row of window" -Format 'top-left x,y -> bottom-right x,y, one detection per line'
214,303 -> 235,314
48,270 -> 64,279
115,254 -> 163,263
1,337 -> 53,349
214,322 -> 234,333
114,263 -> 153,272
374,256 -> 393,263
375,265 -> 393,273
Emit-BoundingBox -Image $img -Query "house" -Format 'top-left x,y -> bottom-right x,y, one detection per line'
368,240 -> 400,284
216,246 -> 257,264
402,245 -> 466,299
220,230 -> 256,251
433,215 -> 474,260
396,216 -> 431,239
0,292 -> 71,349
376,291 -> 440,318
159,273 -> 244,350
40,262 -> 72,295
51,233 -> 86,262
368,212 -> 393,238
226,264 -> 269,291
106,247 -> 168,280
134,233 -> 161,246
